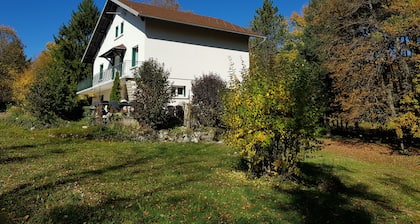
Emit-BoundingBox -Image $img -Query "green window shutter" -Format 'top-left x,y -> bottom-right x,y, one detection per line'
115,26 -> 118,37
132,47 -> 138,67
99,64 -> 103,80
121,22 -> 124,34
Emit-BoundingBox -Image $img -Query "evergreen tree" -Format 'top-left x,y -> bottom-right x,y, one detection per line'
110,71 -> 121,103
290,9 -> 333,125
250,0 -> 287,69
54,0 -> 99,82
27,0 -> 99,122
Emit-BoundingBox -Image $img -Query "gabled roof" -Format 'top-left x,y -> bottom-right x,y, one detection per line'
82,0 -> 262,63
118,0 -> 260,37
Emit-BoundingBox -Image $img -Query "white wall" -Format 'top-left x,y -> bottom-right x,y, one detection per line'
91,6 -> 251,106
145,19 -> 250,105
145,19 -> 249,82
93,7 -> 147,76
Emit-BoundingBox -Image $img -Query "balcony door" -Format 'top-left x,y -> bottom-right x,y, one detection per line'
113,55 -> 122,79
99,44 -> 126,79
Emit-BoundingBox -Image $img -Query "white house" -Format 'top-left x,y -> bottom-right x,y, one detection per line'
77,0 -> 260,107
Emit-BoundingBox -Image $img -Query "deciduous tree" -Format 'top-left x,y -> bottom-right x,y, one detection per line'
0,25 -> 27,110
12,44 -> 53,106
223,0 -> 321,177
191,73 -> 226,127
306,0 -> 420,151
223,53 -> 320,177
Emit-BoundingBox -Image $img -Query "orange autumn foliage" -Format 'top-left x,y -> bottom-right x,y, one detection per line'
306,0 -> 420,150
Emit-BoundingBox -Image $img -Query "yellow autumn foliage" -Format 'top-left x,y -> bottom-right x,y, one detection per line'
12,44 -> 53,106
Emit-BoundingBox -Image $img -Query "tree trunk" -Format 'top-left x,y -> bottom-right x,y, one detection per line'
184,103 -> 191,129
384,84 -> 404,151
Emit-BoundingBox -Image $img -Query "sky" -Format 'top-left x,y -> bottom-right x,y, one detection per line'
0,0 -> 308,60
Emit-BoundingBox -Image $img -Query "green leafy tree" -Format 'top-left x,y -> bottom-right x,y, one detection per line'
290,9 -> 333,126
191,73 -> 226,127
27,61 -> 61,124
27,44 -> 79,123
133,59 -> 172,129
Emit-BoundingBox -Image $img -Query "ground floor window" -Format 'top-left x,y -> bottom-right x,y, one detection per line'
171,86 -> 186,98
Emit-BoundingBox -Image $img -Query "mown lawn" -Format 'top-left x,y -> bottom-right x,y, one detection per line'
0,120 -> 419,223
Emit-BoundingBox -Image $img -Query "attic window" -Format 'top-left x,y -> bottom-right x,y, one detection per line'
115,22 -> 124,38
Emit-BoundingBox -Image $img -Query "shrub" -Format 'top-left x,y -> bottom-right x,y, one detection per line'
3,106 -> 39,128
27,61 -> 84,124
191,73 -> 226,128
223,57 -> 320,177
132,59 -> 172,129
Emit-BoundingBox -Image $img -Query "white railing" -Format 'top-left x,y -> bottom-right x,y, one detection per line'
93,61 -> 142,86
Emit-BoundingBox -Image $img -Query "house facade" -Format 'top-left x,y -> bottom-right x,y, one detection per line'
77,0 -> 259,107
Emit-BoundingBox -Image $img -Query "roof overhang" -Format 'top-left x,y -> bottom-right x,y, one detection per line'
99,44 -> 126,65
82,0 -> 119,63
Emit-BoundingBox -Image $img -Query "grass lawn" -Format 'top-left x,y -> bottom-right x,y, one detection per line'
0,120 -> 419,223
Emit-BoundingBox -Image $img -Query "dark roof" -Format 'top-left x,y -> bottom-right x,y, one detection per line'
82,0 -> 261,63
99,44 -> 126,59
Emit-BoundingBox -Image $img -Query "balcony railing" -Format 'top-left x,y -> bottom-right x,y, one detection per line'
77,60 -> 141,92
77,77 -> 93,92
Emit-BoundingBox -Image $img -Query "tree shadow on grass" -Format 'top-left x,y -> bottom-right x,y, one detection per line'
378,174 -> 420,201
0,140 -> 75,165
0,155 -> 152,223
0,145 -> 217,224
275,162 -> 400,224
38,170 -> 210,224
41,195 -> 144,224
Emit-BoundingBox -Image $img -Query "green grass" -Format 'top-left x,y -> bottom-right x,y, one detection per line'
1,120 -> 419,223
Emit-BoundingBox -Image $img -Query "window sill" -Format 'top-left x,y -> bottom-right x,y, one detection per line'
114,34 -> 124,41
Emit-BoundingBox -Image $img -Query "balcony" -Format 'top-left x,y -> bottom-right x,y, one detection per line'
77,77 -> 93,92
77,60 -> 141,93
